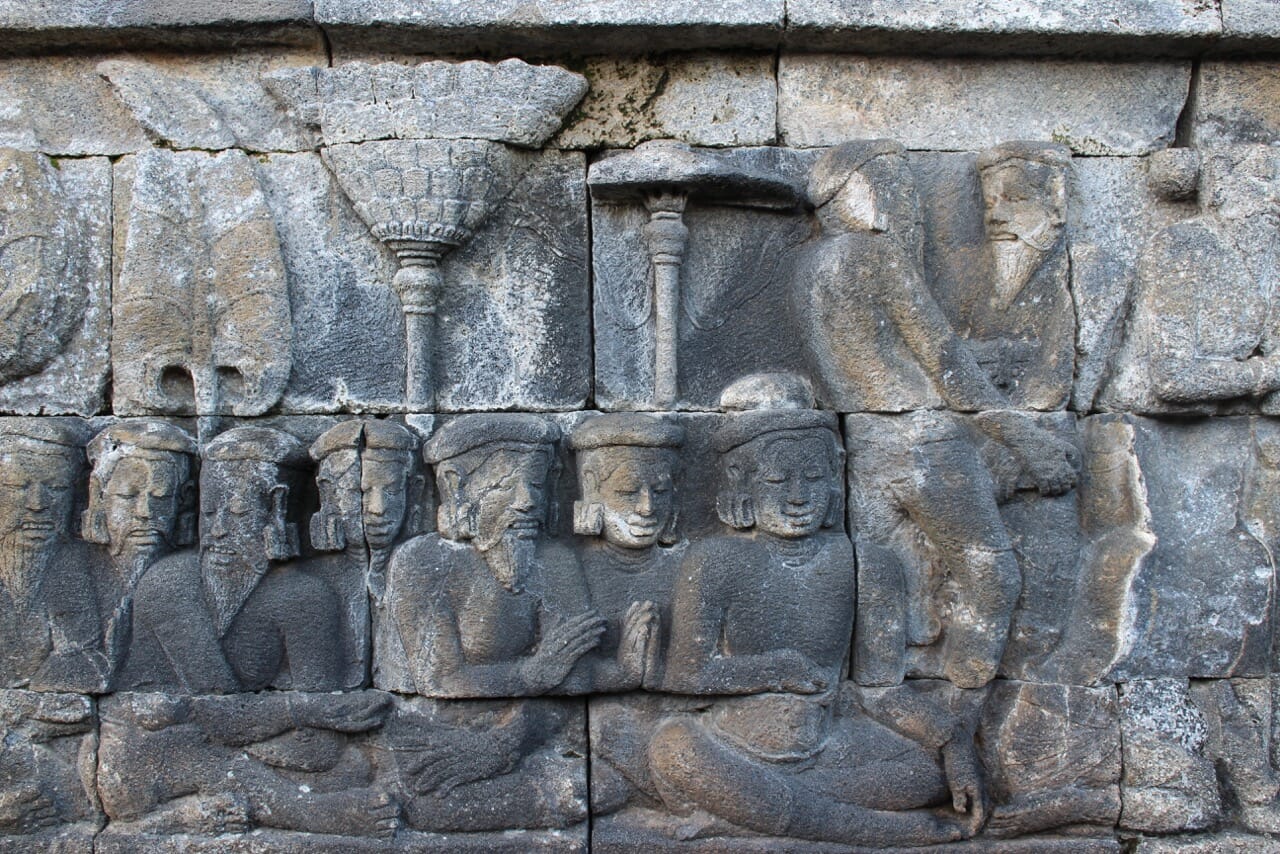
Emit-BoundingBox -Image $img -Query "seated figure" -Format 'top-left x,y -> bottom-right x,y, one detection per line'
565,413 -> 686,692
82,420 -> 198,685
379,414 -> 600,697
0,419 -> 104,692
645,375 -> 984,847
119,426 -> 344,692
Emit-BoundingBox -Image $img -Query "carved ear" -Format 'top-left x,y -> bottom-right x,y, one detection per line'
573,501 -> 604,536
176,480 -> 198,547
407,473 -> 427,536
456,501 -> 477,540
658,502 -> 681,546
309,507 -> 344,552
715,491 -> 753,530
264,484 -> 299,560
81,505 -> 109,545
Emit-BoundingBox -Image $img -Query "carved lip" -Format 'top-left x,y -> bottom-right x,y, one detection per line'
19,520 -> 55,530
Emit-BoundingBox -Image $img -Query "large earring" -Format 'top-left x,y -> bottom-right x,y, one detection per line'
81,505 -> 109,545
264,485 -> 299,560
456,501 -> 477,540
309,508 -> 344,552
573,501 -> 604,536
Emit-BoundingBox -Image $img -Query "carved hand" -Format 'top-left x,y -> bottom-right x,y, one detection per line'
296,693 -> 392,733
942,733 -> 988,834
771,649 -> 829,694
521,611 -> 606,693
1018,426 -> 1079,496
406,728 -> 523,796
618,601 -> 659,687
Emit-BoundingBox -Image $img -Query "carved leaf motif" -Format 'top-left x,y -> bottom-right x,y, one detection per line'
0,149 -> 85,384
116,150 -> 290,416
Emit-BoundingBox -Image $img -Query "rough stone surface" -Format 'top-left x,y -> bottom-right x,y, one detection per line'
315,1 -> 785,53
97,50 -> 322,152
978,681 -> 1121,838
554,54 -> 776,149
0,152 -> 111,415
785,0 -> 1221,54
1188,62 -> 1280,147
0,56 -> 149,155
1119,679 -> 1223,833
1109,416 -> 1274,680
1099,145 -> 1280,415
778,55 -> 1191,155
1222,0 -> 1280,41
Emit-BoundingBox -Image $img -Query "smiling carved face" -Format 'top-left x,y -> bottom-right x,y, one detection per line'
749,436 -> 833,539
594,447 -> 675,549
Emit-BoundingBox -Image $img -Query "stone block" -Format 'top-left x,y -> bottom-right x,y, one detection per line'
778,55 -> 1191,155
315,0 -> 785,54
1110,416 -> 1273,680
96,691 -> 587,850
1222,0 -> 1280,41
553,54 -> 776,149
266,59 -> 587,148
1119,679 -> 1222,833
0,690 -> 99,850
97,49 -> 323,152
1188,62 -> 1280,147
978,681 -> 1121,838
785,0 -> 1220,55
1192,676 -> 1280,833
0,56 -> 148,155
1134,832 -> 1280,853
0,1 -> 317,54
0,151 -> 111,415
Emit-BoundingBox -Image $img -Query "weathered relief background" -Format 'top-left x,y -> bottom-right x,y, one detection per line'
3,1 -> 1280,851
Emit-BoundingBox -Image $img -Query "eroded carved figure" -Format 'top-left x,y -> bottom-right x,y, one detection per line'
0,419 -> 104,693
118,426 -> 345,693
0,691 -> 98,841
0,149 -> 88,388
308,419 -> 422,689
1102,145 -> 1280,413
82,421 -> 198,687
596,377 -> 986,847
564,413 -> 685,693
378,414 -> 597,697
967,142 -> 1073,406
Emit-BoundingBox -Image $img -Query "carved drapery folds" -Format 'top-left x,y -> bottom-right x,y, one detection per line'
6,41 -> 1280,852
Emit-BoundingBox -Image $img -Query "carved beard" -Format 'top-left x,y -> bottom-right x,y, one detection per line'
989,239 -> 1048,310
203,553 -> 269,637
479,532 -> 536,594
0,536 -> 48,604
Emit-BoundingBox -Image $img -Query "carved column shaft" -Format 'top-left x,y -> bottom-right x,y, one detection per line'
643,192 -> 689,408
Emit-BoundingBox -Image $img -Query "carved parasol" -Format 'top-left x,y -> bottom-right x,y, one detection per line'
588,140 -> 800,408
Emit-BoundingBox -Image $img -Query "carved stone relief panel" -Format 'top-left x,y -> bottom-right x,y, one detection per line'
95,691 -> 587,852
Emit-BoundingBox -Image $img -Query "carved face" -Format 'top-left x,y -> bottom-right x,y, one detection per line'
591,448 -> 675,549
361,451 -> 409,551
200,460 -> 277,568
103,453 -> 183,557
317,450 -> 364,549
0,448 -> 76,546
749,436 -> 834,539
981,161 -> 1065,249
462,448 -> 551,551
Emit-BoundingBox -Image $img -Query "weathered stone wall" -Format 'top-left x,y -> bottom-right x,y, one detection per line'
3,2 -> 1280,851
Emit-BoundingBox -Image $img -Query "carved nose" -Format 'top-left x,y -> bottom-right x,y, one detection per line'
25,483 -> 51,510
366,487 -> 386,516
637,487 -> 654,515
511,480 -> 536,511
